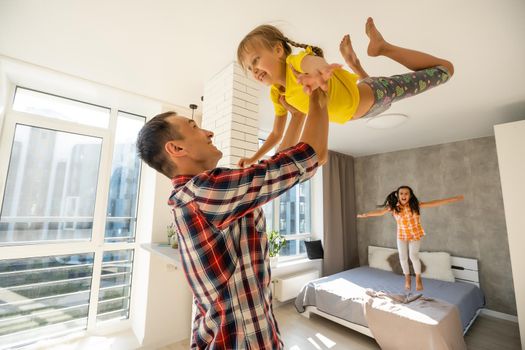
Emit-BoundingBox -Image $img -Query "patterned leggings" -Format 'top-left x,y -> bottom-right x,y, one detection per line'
361,65 -> 451,118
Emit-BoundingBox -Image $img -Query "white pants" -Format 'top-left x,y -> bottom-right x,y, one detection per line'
397,239 -> 421,275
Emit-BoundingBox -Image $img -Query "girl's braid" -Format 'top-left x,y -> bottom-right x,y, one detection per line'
283,37 -> 324,58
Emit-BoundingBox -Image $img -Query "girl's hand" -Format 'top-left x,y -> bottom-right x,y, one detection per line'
238,157 -> 256,168
455,195 -> 465,201
278,95 -> 302,115
292,63 -> 342,95
357,213 -> 367,218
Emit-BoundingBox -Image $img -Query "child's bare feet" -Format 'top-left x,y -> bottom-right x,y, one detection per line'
404,275 -> 411,291
416,274 -> 424,291
339,34 -> 369,79
366,17 -> 388,57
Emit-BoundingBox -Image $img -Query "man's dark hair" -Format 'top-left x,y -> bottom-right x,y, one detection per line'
136,111 -> 183,178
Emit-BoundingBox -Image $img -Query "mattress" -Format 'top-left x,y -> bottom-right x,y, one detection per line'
295,266 -> 485,330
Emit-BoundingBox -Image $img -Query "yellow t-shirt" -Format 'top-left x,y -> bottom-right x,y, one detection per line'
270,47 -> 360,124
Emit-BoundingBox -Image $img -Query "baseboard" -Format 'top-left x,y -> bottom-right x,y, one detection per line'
480,308 -> 518,322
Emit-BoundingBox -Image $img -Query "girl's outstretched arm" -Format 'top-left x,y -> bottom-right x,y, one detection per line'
238,114 -> 287,167
298,55 -> 342,95
420,195 -> 464,208
357,208 -> 390,218
277,96 -> 306,152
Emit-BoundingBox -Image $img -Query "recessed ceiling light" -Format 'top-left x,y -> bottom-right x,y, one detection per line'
365,113 -> 408,129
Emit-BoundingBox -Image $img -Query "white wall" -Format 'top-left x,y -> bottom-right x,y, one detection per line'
494,119 -> 525,347
132,133 -> 193,349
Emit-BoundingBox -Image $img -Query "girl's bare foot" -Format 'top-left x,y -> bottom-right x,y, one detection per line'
366,17 -> 388,57
405,275 -> 411,291
416,275 -> 424,291
339,34 -> 369,79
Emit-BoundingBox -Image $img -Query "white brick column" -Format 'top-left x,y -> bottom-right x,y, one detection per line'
202,62 -> 261,167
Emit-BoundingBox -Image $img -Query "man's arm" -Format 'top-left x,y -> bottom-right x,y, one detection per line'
277,113 -> 305,152
297,84 -> 329,164
185,90 -> 329,229
276,95 -> 306,152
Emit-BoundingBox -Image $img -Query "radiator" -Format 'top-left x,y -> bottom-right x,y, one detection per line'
273,270 -> 320,302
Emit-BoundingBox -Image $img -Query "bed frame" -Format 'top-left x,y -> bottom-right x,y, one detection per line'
301,255 -> 481,337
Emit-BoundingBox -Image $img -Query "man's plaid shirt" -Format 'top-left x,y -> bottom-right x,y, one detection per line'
168,143 -> 318,349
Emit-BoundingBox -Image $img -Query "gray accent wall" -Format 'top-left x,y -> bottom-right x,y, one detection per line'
354,136 -> 516,315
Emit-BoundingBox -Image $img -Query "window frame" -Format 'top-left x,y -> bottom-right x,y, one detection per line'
0,83 -> 142,344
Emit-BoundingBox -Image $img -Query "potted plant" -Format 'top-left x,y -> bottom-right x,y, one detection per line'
167,223 -> 178,249
268,230 -> 286,268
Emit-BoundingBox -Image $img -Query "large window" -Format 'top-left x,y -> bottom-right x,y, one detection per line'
0,87 -> 144,348
258,139 -> 313,259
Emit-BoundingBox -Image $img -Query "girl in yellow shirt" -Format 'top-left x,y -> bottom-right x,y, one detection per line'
237,17 -> 454,167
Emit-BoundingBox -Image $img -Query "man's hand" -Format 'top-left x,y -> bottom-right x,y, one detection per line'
237,157 -> 256,168
278,95 -> 302,115
292,63 -> 342,95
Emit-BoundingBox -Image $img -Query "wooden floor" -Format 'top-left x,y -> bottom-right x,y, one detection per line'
162,302 -> 522,350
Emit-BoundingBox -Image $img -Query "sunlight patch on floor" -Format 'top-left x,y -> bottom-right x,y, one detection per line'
307,337 -> 322,349
316,332 -> 336,348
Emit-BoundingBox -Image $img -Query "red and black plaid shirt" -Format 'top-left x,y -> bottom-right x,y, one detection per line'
168,143 -> 318,349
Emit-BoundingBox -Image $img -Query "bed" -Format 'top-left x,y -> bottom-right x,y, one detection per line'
294,253 -> 485,347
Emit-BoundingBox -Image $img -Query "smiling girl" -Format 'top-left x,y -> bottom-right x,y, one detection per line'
236,17 -> 454,167
357,186 -> 464,291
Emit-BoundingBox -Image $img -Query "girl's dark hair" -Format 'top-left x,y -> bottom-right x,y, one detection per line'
237,24 -> 324,71
136,111 -> 182,178
380,186 -> 420,215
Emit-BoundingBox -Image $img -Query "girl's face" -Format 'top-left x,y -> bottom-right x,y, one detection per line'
243,41 -> 286,86
398,188 -> 411,205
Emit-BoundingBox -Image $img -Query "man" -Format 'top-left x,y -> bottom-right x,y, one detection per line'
136,89 -> 328,349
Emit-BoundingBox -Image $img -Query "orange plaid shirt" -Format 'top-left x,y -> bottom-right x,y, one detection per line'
391,205 -> 425,241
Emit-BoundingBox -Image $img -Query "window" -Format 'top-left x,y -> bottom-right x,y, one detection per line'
12,87 -> 110,128
0,253 -> 94,345
258,139 -> 313,259
0,87 -> 144,347
0,125 -> 102,245
104,112 -> 144,243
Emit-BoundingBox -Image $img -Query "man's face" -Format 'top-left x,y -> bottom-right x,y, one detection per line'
168,115 -> 222,171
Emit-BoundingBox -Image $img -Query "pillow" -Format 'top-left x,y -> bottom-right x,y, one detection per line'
387,252 -> 427,275
304,240 -> 324,259
368,245 -> 397,272
419,251 -> 455,282
368,246 -> 455,282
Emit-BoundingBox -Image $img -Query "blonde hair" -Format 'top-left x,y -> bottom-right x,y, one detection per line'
237,24 -> 324,70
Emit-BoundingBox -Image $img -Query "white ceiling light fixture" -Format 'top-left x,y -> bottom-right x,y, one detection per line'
365,113 -> 409,129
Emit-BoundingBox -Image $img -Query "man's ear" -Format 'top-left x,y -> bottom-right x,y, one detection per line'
165,141 -> 187,158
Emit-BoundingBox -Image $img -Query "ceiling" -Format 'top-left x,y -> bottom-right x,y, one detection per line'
1,0 -> 524,156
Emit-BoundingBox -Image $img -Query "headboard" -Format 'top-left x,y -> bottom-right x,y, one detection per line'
451,256 -> 480,287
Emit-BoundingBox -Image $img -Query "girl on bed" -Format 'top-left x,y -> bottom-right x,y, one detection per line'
357,186 -> 464,291
236,17 -> 454,167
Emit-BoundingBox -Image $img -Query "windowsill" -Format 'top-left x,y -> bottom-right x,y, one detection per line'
141,242 -> 182,268
140,243 -> 322,272
273,257 -> 322,271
